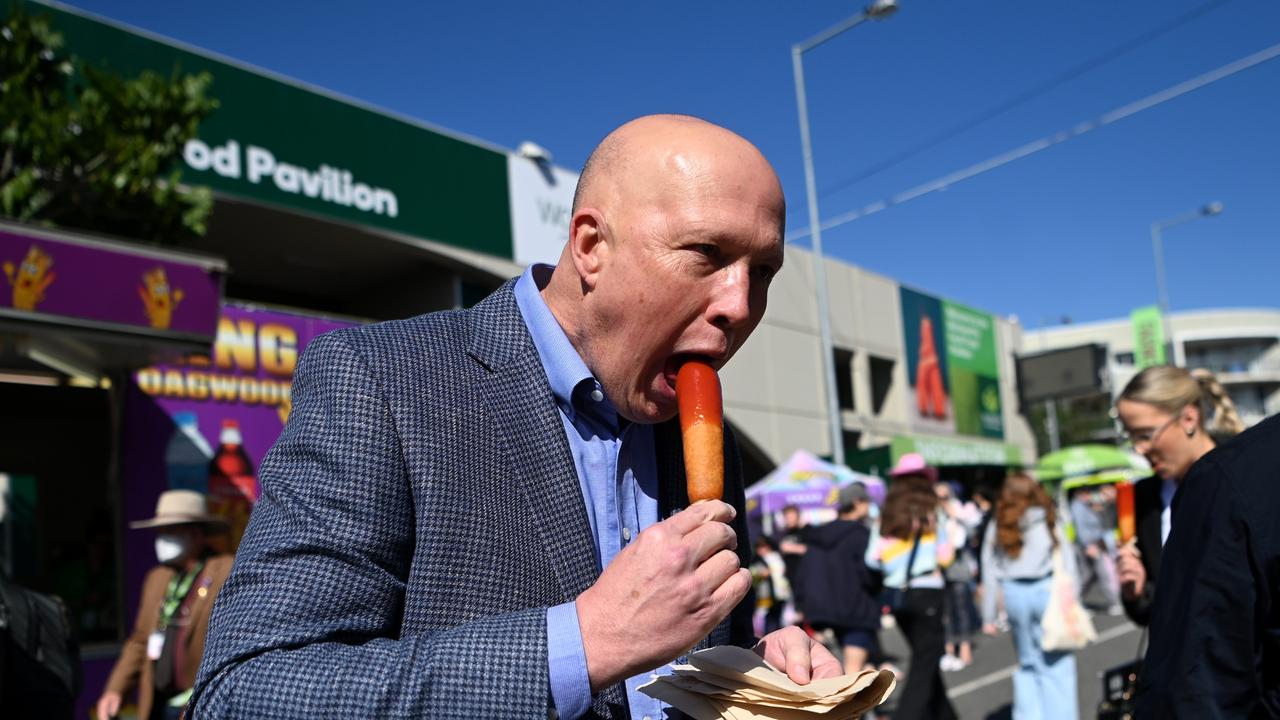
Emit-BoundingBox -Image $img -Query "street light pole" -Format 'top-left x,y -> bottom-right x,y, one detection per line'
792,0 -> 898,467
1151,201 -> 1223,365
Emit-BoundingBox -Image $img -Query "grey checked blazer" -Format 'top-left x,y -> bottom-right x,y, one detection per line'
190,280 -> 754,718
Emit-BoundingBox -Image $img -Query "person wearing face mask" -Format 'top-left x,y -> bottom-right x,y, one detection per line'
1112,366 -> 1244,626
95,490 -> 231,720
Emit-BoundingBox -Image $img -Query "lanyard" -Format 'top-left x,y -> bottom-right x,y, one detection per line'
158,561 -> 204,630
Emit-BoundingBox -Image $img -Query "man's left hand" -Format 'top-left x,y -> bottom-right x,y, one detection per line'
752,626 -> 843,684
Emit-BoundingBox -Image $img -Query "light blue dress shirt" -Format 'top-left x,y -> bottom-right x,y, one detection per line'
514,265 -> 668,720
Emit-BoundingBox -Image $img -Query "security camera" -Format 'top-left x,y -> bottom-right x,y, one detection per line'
517,141 -> 553,164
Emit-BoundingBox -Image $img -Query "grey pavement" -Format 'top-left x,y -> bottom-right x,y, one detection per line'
872,609 -> 1141,719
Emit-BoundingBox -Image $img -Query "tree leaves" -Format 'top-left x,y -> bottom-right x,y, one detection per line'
0,3 -> 217,244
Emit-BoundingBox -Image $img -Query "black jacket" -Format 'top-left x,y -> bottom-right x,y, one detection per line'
796,519 -> 880,631
1138,414 -> 1280,718
1122,474 -> 1165,626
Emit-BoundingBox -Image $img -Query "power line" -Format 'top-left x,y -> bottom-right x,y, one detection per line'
787,41 -> 1280,242
816,0 -> 1238,199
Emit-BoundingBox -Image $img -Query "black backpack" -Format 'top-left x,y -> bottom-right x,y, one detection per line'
0,577 -> 81,719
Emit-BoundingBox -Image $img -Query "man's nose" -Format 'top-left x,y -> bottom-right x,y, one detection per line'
709,265 -> 753,330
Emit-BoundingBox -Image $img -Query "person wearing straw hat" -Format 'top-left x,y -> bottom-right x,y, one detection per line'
95,491 -> 232,720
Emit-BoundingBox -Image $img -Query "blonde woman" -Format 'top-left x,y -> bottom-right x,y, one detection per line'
980,474 -> 1078,720
1113,366 -> 1244,625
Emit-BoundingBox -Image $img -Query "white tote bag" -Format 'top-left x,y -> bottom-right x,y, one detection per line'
1041,546 -> 1097,651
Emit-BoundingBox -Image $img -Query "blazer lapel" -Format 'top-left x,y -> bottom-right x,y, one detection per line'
655,420 -> 689,519
653,420 -> 737,652
467,283 -> 599,600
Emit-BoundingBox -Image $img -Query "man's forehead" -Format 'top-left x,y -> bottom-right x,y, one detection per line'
601,118 -> 780,195
664,193 -> 785,246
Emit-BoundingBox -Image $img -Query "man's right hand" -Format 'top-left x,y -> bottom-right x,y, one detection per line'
1117,541 -> 1146,601
96,691 -> 122,720
576,500 -> 750,692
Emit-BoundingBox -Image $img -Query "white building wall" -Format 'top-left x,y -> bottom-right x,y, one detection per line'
722,248 -> 827,462
1023,309 -> 1280,428
725,247 -> 1038,468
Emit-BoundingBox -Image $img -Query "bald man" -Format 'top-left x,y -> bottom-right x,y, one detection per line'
191,115 -> 838,719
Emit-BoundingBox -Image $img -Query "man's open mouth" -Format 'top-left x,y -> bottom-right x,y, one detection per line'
663,353 -> 718,389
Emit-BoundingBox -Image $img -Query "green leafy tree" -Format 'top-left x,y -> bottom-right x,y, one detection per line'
0,4 -> 217,243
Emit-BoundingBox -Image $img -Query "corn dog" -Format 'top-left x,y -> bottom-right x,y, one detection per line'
677,360 -> 724,503
1116,482 -> 1136,543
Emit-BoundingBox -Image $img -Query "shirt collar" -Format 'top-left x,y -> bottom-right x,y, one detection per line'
1161,477 -> 1178,508
513,264 -> 620,429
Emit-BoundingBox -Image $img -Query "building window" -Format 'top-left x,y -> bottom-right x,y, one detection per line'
869,355 -> 895,415
834,348 -> 855,411
842,430 -> 862,454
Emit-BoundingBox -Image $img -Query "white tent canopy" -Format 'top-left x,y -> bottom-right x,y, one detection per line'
746,450 -> 885,536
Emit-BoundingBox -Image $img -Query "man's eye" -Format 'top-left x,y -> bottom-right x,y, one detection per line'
692,243 -> 719,258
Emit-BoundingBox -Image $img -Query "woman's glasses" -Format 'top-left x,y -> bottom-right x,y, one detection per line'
1122,415 -> 1179,449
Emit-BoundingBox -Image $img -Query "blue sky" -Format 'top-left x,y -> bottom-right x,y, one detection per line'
58,0 -> 1280,327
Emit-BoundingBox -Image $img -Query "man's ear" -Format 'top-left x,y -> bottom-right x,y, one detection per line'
568,209 -> 609,291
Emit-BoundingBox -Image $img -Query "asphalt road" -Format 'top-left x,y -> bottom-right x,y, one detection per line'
873,606 -> 1141,719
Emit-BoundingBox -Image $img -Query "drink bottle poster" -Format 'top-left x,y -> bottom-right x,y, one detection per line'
119,302 -> 356,625
899,287 -> 1004,440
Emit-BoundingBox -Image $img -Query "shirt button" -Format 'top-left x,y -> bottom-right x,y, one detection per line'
590,388 -> 604,402
622,527 -> 632,542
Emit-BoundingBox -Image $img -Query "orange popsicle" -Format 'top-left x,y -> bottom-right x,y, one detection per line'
677,360 -> 724,503
1116,482 -> 1136,543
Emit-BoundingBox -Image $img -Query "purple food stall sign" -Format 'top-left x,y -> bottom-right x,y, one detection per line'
0,227 -> 221,336
95,303 -> 356,716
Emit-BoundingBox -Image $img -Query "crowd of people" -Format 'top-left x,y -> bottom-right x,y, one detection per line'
747,363 -> 1255,719
14,113 -> 1270,719
752,451 -> 981,720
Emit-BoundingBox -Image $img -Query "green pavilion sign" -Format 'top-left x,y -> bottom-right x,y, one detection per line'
182,139 -> 400,219
891,435 -> 1023,467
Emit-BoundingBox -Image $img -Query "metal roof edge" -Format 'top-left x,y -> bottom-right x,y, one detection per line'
0,218 -> 228,271
34,0 -> 559,166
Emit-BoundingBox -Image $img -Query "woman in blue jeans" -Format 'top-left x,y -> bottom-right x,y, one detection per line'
980,473 -> 1079,720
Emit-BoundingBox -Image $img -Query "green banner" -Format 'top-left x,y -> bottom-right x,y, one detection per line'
1130,305 -> 1166,369
900,287 -> 1004,439
891,435 -> 1023,467
31,2 -> 514,258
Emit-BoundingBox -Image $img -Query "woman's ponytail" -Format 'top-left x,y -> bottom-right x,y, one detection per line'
1190,368 -> 1246,439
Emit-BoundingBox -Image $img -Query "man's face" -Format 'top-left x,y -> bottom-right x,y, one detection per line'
580,149 -> 784,424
